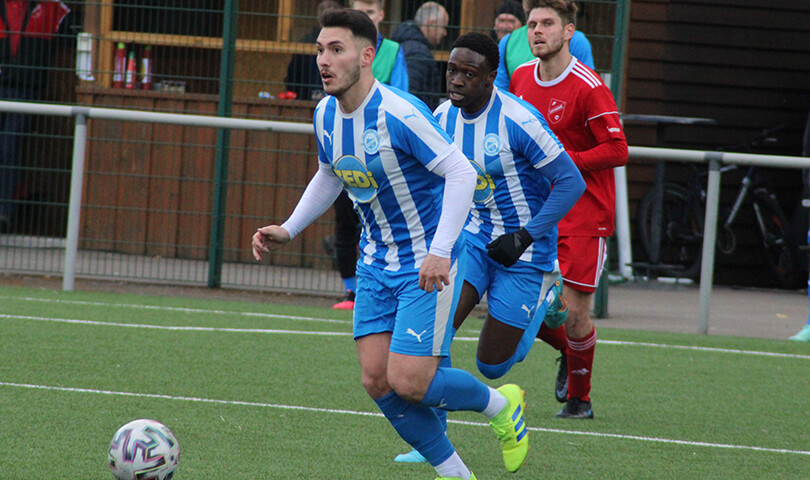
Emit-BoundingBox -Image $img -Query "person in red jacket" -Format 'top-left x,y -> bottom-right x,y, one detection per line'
0,0 -> 69,232
509,0 -> 628,419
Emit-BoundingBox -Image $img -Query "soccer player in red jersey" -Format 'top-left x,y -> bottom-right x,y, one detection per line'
509,0 -> 628,419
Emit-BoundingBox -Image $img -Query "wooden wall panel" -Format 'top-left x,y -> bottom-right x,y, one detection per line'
624,0 -> 810,287
78,90 -> 324,268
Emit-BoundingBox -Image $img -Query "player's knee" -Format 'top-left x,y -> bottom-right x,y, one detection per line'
564,299 -> 590,328
476,356 -> 513,379
361,371 -> 390,399
389,376 -> 427,403
565,308 -> 592,335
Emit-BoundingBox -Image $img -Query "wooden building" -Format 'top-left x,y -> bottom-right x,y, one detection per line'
13,0 -> 810,287
622,0 -> 810,286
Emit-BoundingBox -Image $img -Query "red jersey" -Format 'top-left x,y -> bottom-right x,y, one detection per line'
510,57 -> 627,236
0,1 -> 69,56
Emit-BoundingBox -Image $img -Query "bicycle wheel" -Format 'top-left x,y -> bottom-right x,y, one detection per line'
752,188 -> 802,288
636,183 -> 704,279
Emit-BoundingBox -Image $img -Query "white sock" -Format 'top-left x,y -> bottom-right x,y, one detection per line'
482,387 -> 508,419
434,452 -> 472,479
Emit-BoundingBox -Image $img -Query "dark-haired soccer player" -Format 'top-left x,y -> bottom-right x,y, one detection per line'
252,9 -> 529,479
437,30 -> 584,382
393,31 -> 584,466
511,0 -> 629,419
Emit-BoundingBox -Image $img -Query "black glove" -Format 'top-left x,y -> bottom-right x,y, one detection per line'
486,227 -> 533,267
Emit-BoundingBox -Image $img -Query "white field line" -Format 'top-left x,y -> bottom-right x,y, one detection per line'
1,381 -> 808,457
3,311 -> 810,360
0,295 -> 352,325
597,339 -> 810,359
0,314 -> 352,336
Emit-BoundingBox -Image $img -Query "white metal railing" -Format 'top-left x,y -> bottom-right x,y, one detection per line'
2,100 -> 809,334
0,100 -> 311,292
628,146 -> 810,333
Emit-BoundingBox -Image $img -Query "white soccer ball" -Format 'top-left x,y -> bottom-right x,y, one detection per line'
108,419 -> 180,480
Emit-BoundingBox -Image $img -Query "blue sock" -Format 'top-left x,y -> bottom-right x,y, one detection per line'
343,276 -> 356,292
477,356 -> 513,379
374,391 -> 454,466
515,304 -> 545,362
435,356 -> 451,430
422,366 -> 490,413
477,307 -> 545,379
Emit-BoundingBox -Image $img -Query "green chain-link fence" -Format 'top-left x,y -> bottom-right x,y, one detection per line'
1,0 -> 630,296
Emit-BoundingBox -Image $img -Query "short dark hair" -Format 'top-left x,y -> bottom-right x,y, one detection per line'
451,32 -> 500,73
320,8 -> 378,48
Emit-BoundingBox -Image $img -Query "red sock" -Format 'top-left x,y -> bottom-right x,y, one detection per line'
538,323 -> 567,352
566,327 -> 596,402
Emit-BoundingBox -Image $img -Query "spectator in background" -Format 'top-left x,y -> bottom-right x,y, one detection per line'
326,0 -> 410,310
350,0 -> 408,91
391,1 -> 449,110
493,2 -> 594,92
492,0 -> 525,42
789,108 -> 810,343
0,0 -> 69,233
284,0 -> 342,101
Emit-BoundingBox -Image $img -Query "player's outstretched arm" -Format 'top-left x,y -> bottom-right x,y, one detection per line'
252,165 -> 343,261
252,226 -> 291,261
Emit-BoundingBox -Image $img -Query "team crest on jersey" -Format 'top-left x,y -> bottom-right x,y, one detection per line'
548,98 -> 566,123
362,129 -> 380,155
334,155 -> 379,203
469,159 -> 495,204
483,133 -> 501,156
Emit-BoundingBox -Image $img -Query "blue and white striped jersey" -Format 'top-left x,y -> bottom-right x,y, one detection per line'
314,80 -> 460,272
434,88 -> 565,269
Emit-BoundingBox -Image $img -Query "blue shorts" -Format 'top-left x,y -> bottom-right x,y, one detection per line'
353,253 -> 466,357
465,242 -> 559,329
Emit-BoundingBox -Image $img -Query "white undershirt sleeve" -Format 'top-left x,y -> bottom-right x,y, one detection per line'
426,147 -> 476,258
280,163 -> 343,239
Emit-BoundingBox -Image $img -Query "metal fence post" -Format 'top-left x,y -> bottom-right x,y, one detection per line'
208,0 -> 238,288
594,0 -> 632,316
63,111 -> 88,291
698,153 -> 723,334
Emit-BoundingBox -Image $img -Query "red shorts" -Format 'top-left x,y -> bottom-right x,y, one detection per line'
558,236 -> 607,293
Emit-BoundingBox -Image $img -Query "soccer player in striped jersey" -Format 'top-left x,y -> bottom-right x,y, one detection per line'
392,31 -> 585,466
437,31 -> 584,389
510,0 -> 629,419
251,9 -> 529,479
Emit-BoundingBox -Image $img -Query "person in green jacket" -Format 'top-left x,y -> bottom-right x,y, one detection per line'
351,0 -> 409,90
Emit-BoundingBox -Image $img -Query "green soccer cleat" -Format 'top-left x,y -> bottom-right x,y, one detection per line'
394,447 -> 426,463
543,278 -> 568,329
789,325 -> 810,342
434,473 -> 477,480
489,384 -> 529,472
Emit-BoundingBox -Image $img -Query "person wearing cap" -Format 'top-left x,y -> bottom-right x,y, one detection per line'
492,0 -> 525,42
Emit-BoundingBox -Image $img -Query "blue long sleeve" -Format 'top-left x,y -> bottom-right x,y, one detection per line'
524,151 -> 586,240
570,31 -> 595,69
495,34 -> 511,91
390,47 -> 410,92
